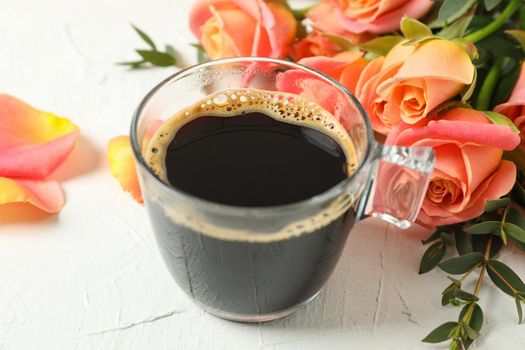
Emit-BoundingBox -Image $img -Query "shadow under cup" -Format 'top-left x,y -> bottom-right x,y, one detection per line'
131,58 -> 379,322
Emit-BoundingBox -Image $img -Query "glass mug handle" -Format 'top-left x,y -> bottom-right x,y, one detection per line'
357,144 -> 435,229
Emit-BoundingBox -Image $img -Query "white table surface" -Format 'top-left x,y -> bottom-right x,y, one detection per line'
1,1 -> 524,349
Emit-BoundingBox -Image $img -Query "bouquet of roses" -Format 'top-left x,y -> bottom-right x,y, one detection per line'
105,0 -> 525,348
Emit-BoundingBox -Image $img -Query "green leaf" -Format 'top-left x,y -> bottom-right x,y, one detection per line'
165,45 -> 176,58
478,34 -> 525,60
456,231 -> 474,255
441,232 -> 455,246
507,207 -> 525,229
459,303 -> 483,333
516,294 -> 523,324
510,236 -> 525,252
132,24 -> 157,49
400,16 -> 432,39
359,35 -> 404,56
322,34 -> 357,51
483,111 -> 520,133
439,14 -> 474,39
136,50 -> 177,67
439,252 -> 484,275
506,29 -> 525,52
455,290 -> 479,302
503,222 -> 525,244
459,303 -> 483,348
117,60 -> 146,68
422,230 -> 442,245
191,43 -> 208,64
422,321 -> 458,343
484,0 -> 503,11
487,260 -> 525,295
438,0 -> 477,24
464,221 -> 500,234
462,322 -> 479,340
473,234 -> 502,258
442,283 -> 460,306
419,241 -> 447,274
484,198 -> 510,212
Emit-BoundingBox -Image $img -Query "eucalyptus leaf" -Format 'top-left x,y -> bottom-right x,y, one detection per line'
464,221 -> 500,235
484,198 -> 510,212
455,290 -> 479,302
419,241 -> 447,274
503,222 -> 525,244
136,50 -> 177,67
442,284 -> 459,306
487,260 -> 525,295
516,294 -> 523,324
462,322 -> 479,340
458,303 -> 483,348
400,16 -> 432,39
422,321 -> 458,343
438,0 -> 477,24
456,231 -> 474,255
439,252 -> 484,275
441,232 -> 455,246
473,234 -> 502,258
484,0 -> 503,11
483,111 -> 520,133
132,24 -> 157,49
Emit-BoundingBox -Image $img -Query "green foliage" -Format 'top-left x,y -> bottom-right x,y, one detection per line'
118,24 -> 179,69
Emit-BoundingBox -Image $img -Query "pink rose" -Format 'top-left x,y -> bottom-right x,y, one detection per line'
494,62 -> 525,143
356,39 -> 475,134
307,0 -> 433,36
189,0 -> 296,60
386,108 -> 520,226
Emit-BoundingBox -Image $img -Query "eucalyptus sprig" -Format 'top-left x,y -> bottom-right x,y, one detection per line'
420,195 -> 525,349
118,25 -> 179,69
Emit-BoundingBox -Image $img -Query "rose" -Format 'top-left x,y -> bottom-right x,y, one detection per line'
189,0 -> 296,60
307,0 -> 433,36
356,39 -> 475,134
494,62 -> 525,141
386,108 -> 520,226
290,32 -> 344,61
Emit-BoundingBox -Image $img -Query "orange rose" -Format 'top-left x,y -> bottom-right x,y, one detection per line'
386,108 -> 520,226
356,39 -> 475,134
189,0 -> 296,59
307,0 -> 433,36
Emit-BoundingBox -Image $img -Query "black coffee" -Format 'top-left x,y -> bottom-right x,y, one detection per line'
145,89 -> 357,317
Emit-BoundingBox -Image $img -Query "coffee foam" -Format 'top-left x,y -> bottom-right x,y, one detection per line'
144,88 -> 359,242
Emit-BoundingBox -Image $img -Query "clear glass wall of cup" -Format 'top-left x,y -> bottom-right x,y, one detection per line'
131,57 -> 435,322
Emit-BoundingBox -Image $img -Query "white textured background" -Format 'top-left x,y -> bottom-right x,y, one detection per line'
0,0 -> 524,349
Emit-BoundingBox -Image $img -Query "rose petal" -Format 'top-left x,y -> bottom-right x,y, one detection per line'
391,109 -> 521,151
0,178 -> 64,213
299,51 -> 363,81
0,94 -> 79,179
334,0 -> 433,34
307,3 -> 347,35
108,136 -> 143,204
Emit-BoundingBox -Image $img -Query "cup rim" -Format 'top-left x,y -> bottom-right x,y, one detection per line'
130,56 -> 375,216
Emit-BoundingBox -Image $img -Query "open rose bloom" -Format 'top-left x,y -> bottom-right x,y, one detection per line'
387,108 -> 520,226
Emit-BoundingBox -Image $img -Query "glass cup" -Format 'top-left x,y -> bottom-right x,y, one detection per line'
131,57 -> 435,322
